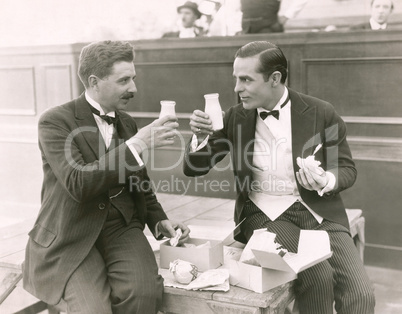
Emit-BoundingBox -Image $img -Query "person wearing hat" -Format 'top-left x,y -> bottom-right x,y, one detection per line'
163,1 -> 205,38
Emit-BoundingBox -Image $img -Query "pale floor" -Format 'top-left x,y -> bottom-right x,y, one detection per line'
1,193 -> 402,314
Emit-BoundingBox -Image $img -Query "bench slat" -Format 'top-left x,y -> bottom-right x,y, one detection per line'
163,286 -> 214,300
207,299 -> 260,314
212,282 -> 292,309
161,292 -> 216,314
0,268 -> 22,304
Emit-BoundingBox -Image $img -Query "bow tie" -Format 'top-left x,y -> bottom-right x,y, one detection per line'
259,94 -> 290,120
260,110 -> 279,120
89,105 -> 118,126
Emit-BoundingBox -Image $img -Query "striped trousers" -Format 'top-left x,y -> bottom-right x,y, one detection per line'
242,200 -> 375,314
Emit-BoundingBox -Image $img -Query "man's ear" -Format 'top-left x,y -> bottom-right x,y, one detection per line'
270,71 -> 282,87
88,75 -> 98,89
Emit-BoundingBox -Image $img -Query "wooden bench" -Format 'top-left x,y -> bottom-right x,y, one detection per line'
0,194 -> 365,314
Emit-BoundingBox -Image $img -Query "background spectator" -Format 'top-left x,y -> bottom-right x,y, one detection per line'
239,0 -> 308,34
162,1 -> 205,38
351,0 -> 394,30
198,0 -> 242,36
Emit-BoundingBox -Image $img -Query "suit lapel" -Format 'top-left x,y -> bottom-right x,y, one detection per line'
289,89 -> 319,161
289,88 -> 324,198
74,94 -> 105,159
234,106 -> 257,191
116,113 -> 136,141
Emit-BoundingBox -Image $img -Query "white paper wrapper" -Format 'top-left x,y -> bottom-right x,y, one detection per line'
160,268 -> 230,291
240,229 -> 288,266
170,228 -> 182,247
169,259 -> 198,284
297,155 -> 325,176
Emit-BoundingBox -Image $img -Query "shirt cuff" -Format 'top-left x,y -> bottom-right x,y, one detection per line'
190,134 -> 209,152
125,138 -> 144,167
318,171 -> 336,196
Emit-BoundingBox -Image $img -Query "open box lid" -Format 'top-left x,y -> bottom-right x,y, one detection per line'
187,218 -> 245,246
251,230 -> 333,274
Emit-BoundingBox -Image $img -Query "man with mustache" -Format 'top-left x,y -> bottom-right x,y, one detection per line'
23,40 -> 190,313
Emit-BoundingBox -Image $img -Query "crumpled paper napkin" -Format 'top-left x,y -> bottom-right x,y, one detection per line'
159,268 -> 230,292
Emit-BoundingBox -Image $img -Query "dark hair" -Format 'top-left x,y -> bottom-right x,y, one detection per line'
371,0 -> 394,10
78,41 -> 135,88
235,41 -> 288,84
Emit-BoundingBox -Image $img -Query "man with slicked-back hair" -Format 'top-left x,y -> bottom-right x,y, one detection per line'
184,41 -> 375,313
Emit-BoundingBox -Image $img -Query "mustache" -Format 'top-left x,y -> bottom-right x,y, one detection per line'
121,92 -> 135,99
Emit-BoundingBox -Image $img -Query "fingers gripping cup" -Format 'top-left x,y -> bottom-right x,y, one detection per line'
159,100 -> 176,118
204,93 -> 223,131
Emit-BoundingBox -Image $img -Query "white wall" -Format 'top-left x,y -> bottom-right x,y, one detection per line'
1,0 -> 402,47
0,0 -> 180,47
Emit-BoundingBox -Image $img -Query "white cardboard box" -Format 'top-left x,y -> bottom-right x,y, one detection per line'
224,230 -> 333,293
160,238 -> 224,271
159,220 -> 244,272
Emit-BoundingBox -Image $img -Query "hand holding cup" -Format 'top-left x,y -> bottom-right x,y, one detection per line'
130,115 -> 179,154
189,110 -> 214,141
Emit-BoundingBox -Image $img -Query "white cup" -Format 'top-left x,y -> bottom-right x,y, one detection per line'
159,100 -> 176,118
204,93 -> 223,131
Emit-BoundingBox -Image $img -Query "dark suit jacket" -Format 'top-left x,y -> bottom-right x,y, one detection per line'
184,89 -> 356,243
23,93 -> 168,304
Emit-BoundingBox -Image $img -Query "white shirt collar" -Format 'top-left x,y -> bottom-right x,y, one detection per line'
257,87 -> 289,115
85,92 -> 115,117
370,18 -> 387,30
